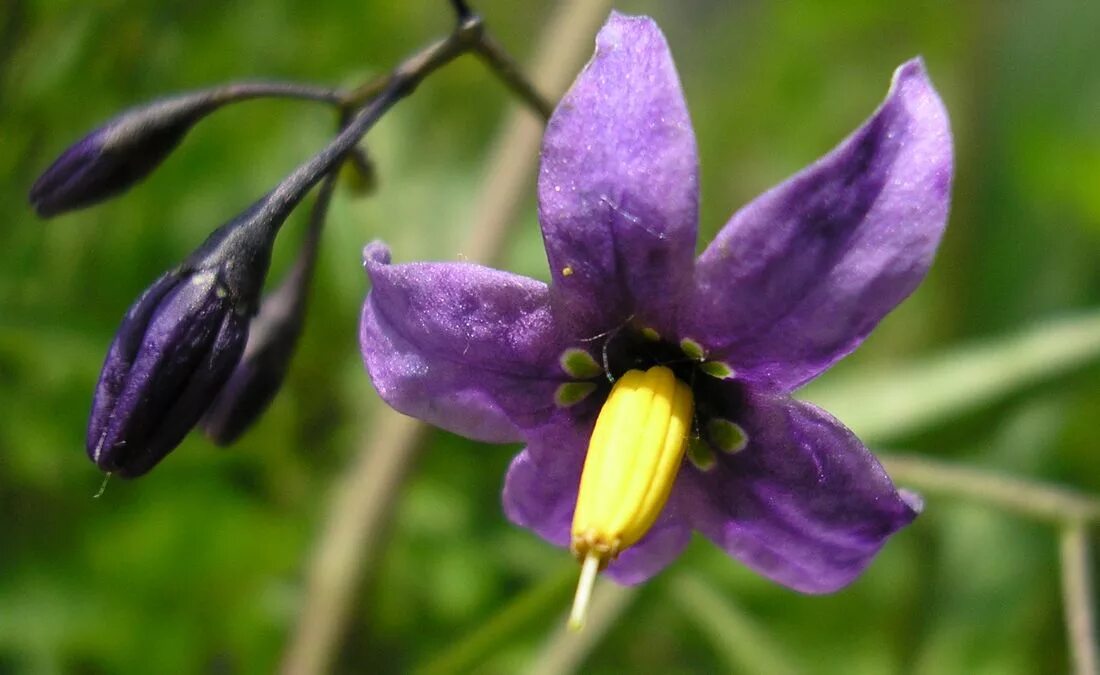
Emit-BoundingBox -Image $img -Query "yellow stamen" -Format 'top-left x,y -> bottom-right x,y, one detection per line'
568,366 -> 693,628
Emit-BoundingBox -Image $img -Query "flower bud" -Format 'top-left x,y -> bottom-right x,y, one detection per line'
29,93 -> 219,217
200,265 -> 307,445
85,191 -> 292,477
87,268 -> 249,477
201,172 -> 335,444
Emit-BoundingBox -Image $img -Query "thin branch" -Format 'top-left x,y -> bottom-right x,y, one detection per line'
210,81 -> 344,105
464,0 -> 612,266
880,453 -> 1100,524
339,74 -> 390,110
340,15 -> 554,122
449,0 -> 473,23
474,35 -> 554,121
264,16 -> 486,225
279,3 -> 610,673
1061,524 -> 1098,675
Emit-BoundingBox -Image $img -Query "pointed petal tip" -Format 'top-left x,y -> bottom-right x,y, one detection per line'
604,9 -> 651,26
597,10 -> 660,48
893,56 -> 928,82
899,488 -> 925,517
887,56 -> 953,197
362,240 -> 391,269
888,56 -> 949,124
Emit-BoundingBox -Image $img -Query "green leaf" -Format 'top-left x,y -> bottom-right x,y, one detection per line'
670,574 -> 803,675
804,311 -> 1100,443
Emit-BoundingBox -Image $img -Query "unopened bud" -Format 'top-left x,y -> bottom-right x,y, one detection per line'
201,267 -> 307,445
88,269 -> 248,477
30,93 -> 218,217
86,192 -> 291,476
202,172 -> 336,444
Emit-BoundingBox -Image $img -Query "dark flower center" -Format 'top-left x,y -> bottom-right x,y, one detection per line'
598,325 -> 748,454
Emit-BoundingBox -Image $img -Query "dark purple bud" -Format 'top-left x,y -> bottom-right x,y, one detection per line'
85,189 -> 295,477
82,83 -> 360,473
30,94 -> 218,217
87,268 -> 249,477
29,81 -> 342,218
202,172 -> 336,444
201,266 -> 307,445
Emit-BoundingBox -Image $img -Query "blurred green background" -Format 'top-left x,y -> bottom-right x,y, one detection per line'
2,0 -> 1099,673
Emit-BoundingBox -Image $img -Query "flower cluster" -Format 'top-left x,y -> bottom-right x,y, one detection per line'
31,84 -> 353,476
30,3 -> 553,478
359,11 -> 952,620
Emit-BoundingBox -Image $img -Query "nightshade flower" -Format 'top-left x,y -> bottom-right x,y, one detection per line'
359,12 -> 952,627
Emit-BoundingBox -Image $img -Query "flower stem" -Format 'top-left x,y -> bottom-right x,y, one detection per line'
879,453 -> 1100,524
338,13 -> 553,121
259,16 -> 487,229
474,34 -> 555,120
1060,524 -> 1098,675
259,3 -> 556,233
448,0 -> 473,22
208,81 -> 344,106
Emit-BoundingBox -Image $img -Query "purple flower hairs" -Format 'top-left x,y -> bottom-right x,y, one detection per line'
360,12 -> 952,627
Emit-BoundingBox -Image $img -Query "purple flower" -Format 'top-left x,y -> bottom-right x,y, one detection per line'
359,11 -> 951,619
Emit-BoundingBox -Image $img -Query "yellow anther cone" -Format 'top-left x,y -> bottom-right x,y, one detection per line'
568,366 -> 693,630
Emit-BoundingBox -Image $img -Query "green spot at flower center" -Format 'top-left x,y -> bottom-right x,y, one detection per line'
555,382 -> 597,407
679,338 -> 705,361
687,437 -> 716,471
707,418 -> 748,454
699,360 -> 735,380
560,348 -> 602,379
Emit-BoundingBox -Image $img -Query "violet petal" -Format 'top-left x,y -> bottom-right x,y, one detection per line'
503,419 -> 692,585
683,389 -> 918,593
690,59 -> 952,391
538,12 -> 699,339
360,242 -> 569,443
86,270 -> 182,449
